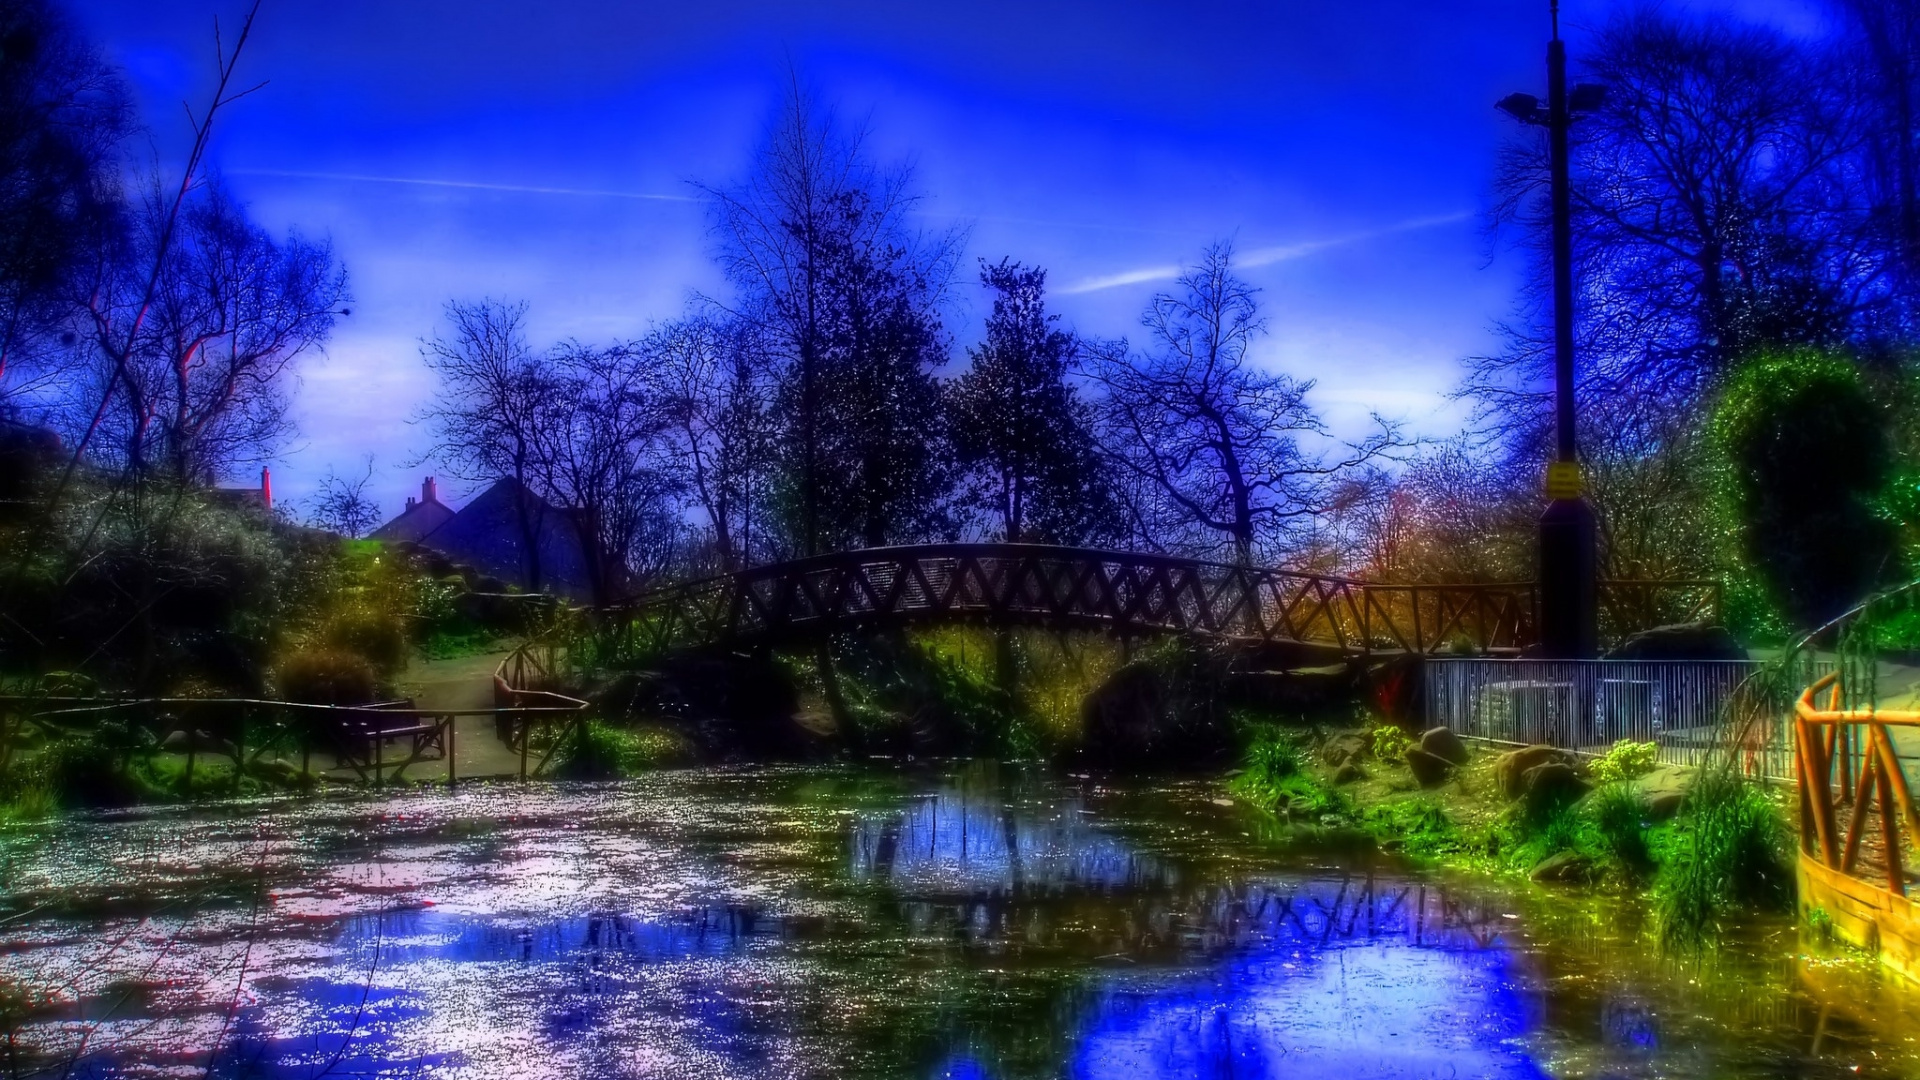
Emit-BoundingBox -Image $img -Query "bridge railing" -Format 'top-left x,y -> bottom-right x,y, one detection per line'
1794,671 -> 1920,982
593,544 -> 1721,659
597,544 -> 1560,657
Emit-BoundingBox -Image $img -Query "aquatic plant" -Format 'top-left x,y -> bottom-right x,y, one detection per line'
1229,726 -> 1351,820
555,720 -> 688,779
1652,770 -> 1791,944
1362,798 -> 1467,860
1585,782 -> 1656,876
1805,904 -> 1836,944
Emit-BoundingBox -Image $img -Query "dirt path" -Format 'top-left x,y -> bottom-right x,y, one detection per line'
395,648 -> 528,781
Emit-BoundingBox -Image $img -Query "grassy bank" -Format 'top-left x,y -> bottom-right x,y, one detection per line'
1227,721 -> 1793,942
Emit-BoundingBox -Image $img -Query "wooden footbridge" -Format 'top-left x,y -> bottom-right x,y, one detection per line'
601,543 -> 1717,659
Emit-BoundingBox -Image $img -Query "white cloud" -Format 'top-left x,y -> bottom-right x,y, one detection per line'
1058,211 -> 1472,295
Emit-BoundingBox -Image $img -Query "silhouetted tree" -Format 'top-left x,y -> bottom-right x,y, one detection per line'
1084,242 -> 1400,566
1833,0 -> 1920,333
1472,9 -> 1877,452
0,0 -> 129,406
76,180 -> 347,481
530,342 -> 682,603
419,298 -> 553,591
652,313 -> 778,571
703,81 -> 960,554
947,259 -> 1113,544
306,456 -> 381,537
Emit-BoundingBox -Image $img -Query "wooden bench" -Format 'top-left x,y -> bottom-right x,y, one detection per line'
327,699 -> 452,783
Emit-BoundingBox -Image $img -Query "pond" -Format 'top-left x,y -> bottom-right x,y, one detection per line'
1,763 -> 1916,1078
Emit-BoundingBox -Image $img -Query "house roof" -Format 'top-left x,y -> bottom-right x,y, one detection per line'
370,476 -> 455,543
373,475 -> 599,600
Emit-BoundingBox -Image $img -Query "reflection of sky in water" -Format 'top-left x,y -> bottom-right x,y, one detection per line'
3,769 -> 1904,1078
1069,937 -> 1547,1079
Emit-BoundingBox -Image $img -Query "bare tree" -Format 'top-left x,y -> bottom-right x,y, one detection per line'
1083,242 -> 1402,567
1471,9 -> 1877,452
1833,0 -> 1920,332
418,298 -> 554,591
48,0 -> 267,499
305,456 -> 381,538
651,313 -> 777,573
0,0 -> 130,408
530,342 -> 682,604
78,179 -> 347,481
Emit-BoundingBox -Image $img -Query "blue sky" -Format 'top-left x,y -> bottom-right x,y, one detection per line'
70,0 -> 1828,517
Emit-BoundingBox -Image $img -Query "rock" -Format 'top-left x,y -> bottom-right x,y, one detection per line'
1606,622 -> 1748,662
160,729 -> 238,760
1521,762 -> 1591,815
1404,746 -> 1456,788
1646,790 -> 1686,819
1321,732 -> 1370,768
1633,764 -> 1691,820
1495,745 -> 1572,799
1419,726 -> 1470,766
1333,762 -> 1367,785
253,759 -> 305,786
1529,850 -> 1598,884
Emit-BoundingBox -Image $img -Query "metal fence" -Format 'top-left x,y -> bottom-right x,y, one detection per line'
1423,658 -> 1792,777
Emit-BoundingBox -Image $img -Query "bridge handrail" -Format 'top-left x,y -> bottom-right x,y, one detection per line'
1795,671 -> 1920,899
557,543 -> 1721,659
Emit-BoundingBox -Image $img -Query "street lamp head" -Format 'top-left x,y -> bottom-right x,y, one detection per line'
1496,92 -> 1544,125
1569,83 -> 1607,113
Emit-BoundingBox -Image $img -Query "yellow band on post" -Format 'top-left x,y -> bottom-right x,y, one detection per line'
1545,461 -> 1584,499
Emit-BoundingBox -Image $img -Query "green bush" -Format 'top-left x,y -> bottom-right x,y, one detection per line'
320,607 -> 410,675
555,720 -> 688,779
1590,739 -> 1659,785
274,649 -> 380,705
1710,348 -> 1901,628
1368,721 -> 1411,763
1230,726 -> 1351,820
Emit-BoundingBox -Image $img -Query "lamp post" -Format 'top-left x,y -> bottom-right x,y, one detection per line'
1498,2 -> 1602,659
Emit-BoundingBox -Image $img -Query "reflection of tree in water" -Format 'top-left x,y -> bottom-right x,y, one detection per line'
834,767 -> 1532,1078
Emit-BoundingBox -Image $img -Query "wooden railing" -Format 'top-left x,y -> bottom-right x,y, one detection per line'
0,690 -> 588,786
493,640 -> 592,778
599,544 -> 1720,659
1795,670 -> 1920,981
1795,672 -> 1920,894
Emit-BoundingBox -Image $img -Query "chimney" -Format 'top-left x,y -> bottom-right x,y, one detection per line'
423,476 -> 439,504
406,496 -> 417,510
260,466 -> 272,509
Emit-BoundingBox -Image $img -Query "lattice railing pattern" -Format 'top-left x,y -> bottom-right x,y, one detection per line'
610,544 -> 1557,657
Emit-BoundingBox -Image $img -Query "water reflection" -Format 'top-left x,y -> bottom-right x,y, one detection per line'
0,765 -> 1912,1078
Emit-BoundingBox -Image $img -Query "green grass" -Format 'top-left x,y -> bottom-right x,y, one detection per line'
1586,782 -> 1658,876
1228,727 -> 1353,820
555,720 -> 691,779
